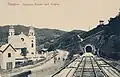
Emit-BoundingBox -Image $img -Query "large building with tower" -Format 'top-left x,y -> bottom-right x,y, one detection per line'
8,26 -> 36,62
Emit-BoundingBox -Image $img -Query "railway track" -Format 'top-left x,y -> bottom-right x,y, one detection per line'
52,53 -> 120,77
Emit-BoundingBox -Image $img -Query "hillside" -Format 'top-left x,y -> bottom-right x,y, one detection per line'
54,30 -> 86,53
54,12 -> 120,60
82,13 -> 120,60
0,25 -> 66,46
99,13 -> 120,60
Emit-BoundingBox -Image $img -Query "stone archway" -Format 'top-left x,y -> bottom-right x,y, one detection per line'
84,44 -> 96,54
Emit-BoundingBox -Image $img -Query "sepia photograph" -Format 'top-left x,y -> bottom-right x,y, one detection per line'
0,0 -> 120,77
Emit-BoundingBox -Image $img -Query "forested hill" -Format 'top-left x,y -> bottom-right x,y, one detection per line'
0,25 -> 66,46
54,12 -> 120,60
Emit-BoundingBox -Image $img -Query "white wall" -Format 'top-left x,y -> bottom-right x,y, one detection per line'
8,33 -> 36,61
1,46 -> 15,70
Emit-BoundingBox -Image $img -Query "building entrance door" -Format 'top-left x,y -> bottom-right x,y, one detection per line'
7,62 -> 12,70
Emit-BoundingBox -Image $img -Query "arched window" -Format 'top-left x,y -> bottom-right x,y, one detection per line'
31,43 -> 34,47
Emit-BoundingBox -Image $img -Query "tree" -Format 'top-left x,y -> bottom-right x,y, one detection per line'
21,48 -> 28,60
47,43 -> 55,52
44,42 -> 50,49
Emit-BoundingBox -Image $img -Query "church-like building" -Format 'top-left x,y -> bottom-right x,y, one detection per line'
8,26 -> 36,62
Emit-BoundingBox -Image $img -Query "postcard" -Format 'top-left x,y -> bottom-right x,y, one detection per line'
0,0 -> 120,77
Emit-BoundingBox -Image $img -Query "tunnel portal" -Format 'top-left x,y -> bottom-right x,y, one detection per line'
85,46 -> 92,52
84,44 -> 94,52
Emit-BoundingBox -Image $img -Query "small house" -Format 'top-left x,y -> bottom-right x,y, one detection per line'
0,44 -> 16,70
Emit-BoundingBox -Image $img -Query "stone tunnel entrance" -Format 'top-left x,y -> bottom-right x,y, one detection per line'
84,44 -> 96,53
85,46 -> 92,52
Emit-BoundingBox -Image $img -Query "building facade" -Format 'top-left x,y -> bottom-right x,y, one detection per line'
8,26 -> 36,62
0,44 -> 16,70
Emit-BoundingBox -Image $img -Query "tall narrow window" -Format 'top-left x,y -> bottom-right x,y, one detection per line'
31,43 -> 34,47
32,33 -> 33,35
8,53 -> 11,57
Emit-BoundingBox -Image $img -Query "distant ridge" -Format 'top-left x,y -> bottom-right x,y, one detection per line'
0,25 -> 66,46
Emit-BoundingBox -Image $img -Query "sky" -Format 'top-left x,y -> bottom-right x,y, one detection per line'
0,0 -> 120,31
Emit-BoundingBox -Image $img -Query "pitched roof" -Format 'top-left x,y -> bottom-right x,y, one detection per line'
8,35 -> 28,48
0,44 -> 17,53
